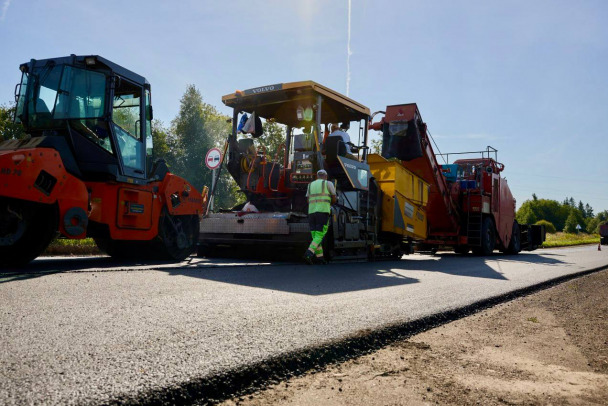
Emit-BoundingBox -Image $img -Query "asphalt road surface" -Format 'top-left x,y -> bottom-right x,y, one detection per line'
1,246 -> 607,405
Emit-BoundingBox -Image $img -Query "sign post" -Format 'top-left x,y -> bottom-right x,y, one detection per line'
205,148 -> 223,213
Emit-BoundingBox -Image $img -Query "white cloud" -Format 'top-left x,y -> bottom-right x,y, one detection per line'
0,0 -> 11,22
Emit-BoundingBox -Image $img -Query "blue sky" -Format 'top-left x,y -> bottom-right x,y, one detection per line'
1,0 -> 607,212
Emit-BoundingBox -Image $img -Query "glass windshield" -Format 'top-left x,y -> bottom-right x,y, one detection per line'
15,64 -> 106,128
55,66 -> 106,119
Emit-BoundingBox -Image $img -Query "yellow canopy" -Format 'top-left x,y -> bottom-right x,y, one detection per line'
222,81 -> 370,127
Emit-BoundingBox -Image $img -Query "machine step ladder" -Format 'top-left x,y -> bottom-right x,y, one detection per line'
467,212 -> 482,246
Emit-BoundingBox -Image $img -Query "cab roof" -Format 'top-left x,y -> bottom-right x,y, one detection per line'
20,54 -> 150,88
222,81 -> 370,127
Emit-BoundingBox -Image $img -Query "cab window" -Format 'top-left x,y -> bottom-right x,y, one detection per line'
113,78 -> 144,174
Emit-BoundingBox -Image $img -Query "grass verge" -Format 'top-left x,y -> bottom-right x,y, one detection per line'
43,237 -> 102,256
542,232 -> 600,248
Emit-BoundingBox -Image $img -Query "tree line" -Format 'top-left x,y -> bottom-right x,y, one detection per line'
516,194 -> 607,234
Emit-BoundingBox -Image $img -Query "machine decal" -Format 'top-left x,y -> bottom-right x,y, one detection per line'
243,84 -> 283,95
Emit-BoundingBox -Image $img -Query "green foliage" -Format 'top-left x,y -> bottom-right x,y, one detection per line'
585,203 -> 594,218
597,210 -> 608,222
586,217 -> 600,235
564,210 -> 579,233
168,85 -> 240,210
516,201 -> 538,225
516,197 -> 581,231
535,219 -> 556,234
0,103 -> 26,141
370,138 -> 382,154
259,120 -> 286,160
151,119 -> 171,162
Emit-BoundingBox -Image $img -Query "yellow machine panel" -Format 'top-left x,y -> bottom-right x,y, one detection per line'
368,154 -> 429,240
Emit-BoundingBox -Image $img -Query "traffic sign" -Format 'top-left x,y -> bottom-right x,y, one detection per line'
205,148 -> 222,170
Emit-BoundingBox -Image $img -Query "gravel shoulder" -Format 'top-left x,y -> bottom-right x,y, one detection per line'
223,269 -> 608,405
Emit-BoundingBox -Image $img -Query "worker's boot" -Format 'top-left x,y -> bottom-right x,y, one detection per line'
313,256 -> 328,265
303,250 -> 315,265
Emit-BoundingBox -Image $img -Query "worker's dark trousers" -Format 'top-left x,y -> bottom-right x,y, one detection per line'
307,212 -> 330,258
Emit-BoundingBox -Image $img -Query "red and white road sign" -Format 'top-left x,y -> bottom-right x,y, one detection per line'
205,148 -> 222,170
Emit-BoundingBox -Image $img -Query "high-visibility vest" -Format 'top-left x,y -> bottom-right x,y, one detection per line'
308,179 -> 332,214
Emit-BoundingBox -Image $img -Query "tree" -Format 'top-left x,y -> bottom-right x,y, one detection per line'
597,210 -> 608,222
532,193 -> 538,201
516,200 -> 538,225
564,209 -> 578,233
169,85 -> 240,211
151,119 -> 171,163
586,217 -> 600,234
370,138 -> 382,155
585,203 -> 594,219
516,198 -> 571,231
0,103 -> 26,141
578,201 -> 586,218
259,120 -> 286,160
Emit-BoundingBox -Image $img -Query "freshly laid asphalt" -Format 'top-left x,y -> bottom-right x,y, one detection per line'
1,246 -> 607,405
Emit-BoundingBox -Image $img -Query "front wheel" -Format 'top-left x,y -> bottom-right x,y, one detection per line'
0,199 -> 58,267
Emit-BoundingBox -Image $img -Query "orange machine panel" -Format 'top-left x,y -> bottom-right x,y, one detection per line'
0,147 -> 89,239
116,188 -> 154,230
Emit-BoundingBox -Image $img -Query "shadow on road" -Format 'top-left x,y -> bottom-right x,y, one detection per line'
160,251 -> 572,295
164,261 -> 420,295
399,251 -> 572,281
0,251 -> 572,294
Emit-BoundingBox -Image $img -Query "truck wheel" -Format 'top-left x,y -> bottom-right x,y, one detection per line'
505,221 -> 521,255
157,210 -> 199,261
0,199 -> 58,267
473,217 -> 495,256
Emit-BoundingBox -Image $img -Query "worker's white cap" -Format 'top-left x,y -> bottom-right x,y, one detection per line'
317,169 -> 327,176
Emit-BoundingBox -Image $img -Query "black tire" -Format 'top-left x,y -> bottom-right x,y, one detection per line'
472,217 -> 496,256
454,245 -> 470,255
505,221 -> 521,255
156,209 -> 199,261
0,199 -> 58,267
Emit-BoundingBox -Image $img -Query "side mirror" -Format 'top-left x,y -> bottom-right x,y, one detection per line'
147,105 -> 153,121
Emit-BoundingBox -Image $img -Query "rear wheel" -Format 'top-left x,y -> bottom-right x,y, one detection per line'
156,209 -> 199,260
0,199 -> 58,267
472,217 -> 496,256
504,221 -> 521,255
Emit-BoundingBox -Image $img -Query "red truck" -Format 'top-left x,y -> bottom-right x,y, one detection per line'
370,103 -> 545,255
600,223 -> 608,245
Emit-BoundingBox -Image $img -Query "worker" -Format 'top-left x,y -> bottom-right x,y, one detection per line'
328,123 -> 358,160
304,169 -> 337,265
